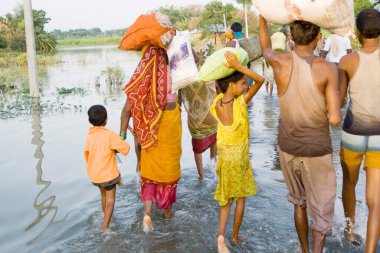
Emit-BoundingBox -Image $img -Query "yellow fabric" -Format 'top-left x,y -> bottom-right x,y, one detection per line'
141,104 -> 182,183
84,127 -> 130,183
210,94 -> 249,145
210,94 -> 257,206
340,147 -> 380,171
365,151 -> 380,169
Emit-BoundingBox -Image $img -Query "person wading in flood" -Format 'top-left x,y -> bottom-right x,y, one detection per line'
259,15 -> 341,253
338,8 -> 380,252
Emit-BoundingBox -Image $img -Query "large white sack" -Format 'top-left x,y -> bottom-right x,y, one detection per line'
167,31 -> 198,91
252,0 -> 354,36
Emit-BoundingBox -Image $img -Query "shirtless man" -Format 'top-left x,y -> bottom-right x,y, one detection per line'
259,15 -> 341,253
338,9 -> 380,253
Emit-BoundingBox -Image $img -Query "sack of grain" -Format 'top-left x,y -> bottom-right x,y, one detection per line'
198,47 -> 249,81
252,0 -> 354,36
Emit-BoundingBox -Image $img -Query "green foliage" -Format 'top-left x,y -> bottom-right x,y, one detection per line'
205,43 -> 215,56
56,87 -> 88,95
199,1 -> 237,38
0,35 -> 7,48
10,35 -> 26,51
156,6 -> 192,30
50,28 -> 124,40
0,73 -> 15,92
354,0 -> 374,16
0,50 -> 60,67
57,36 -> 121,47
101,65 -> 125,85
0,6 -> 56,52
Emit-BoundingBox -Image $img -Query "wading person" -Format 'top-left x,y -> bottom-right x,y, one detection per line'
84,105 -> 130,233
211,52 -> 265,253
338,9 -> 380,252
180,50 -> 218,180
122,45 -> 182,233
259,15 -> 341,253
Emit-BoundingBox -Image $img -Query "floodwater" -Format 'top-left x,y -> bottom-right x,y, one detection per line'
0,46 -> 378,253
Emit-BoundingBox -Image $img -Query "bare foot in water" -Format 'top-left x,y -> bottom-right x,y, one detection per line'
344,226 -> 362,246
142,214 -> 154,233
231,235 -> 246,246
164,209 -> 174,219
217,234 -> 230,253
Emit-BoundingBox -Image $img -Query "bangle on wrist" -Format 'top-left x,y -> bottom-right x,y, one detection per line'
120,131 -> 127,140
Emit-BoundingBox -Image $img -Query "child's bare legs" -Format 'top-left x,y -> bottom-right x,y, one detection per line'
365,168 -> 380,253
134,135 -> 141,172
195,143 -> 217,180
294,205 -> 309,253
99,187 -> 116,233
210,142 -> 217,160
100,187 -> 106,214
231,197 -> 246,245
217,199 -> 233,253
194,153 -> 205,180
143,200 -> 154,232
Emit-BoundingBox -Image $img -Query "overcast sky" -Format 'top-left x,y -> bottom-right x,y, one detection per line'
1,0 -> 239,31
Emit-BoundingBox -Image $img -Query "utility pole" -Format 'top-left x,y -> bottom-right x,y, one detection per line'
23,0 -> 39,97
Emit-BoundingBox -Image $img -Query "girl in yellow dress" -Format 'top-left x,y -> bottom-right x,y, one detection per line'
210,52 -> 265,253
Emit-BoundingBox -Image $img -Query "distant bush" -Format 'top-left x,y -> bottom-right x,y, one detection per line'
0,73 -> 16,93
101,65 -> 125,85
0,36 -> 7,49
10,35 -> 26,52
56,87 -> 88,96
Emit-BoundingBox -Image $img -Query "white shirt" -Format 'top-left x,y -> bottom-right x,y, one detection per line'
323,34 -> 351,63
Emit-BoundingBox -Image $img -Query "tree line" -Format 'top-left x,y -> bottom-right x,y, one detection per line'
0,0 -> 378,54
0,4 -> 56,53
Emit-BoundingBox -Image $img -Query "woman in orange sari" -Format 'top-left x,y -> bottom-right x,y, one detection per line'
120,45 -> 182,232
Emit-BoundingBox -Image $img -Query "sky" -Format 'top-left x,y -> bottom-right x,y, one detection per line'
0,0 -> 238,31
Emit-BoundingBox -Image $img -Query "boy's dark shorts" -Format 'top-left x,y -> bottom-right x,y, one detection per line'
92,175 -> 120,191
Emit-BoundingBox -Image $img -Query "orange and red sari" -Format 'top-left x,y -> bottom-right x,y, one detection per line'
123,45 -> 168,152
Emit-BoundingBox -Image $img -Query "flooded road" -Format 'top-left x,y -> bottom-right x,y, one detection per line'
0,46 -> 377,252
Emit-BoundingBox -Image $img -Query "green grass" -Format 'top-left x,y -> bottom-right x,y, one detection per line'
0,50 -> 61,68
57,35 -> 121,47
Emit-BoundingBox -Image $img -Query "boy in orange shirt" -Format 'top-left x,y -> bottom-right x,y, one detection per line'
84,105 -> 130,233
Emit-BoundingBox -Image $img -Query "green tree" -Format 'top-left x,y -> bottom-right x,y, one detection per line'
199,1 -> 237,43
0,35 -> 7,48
0,5 -> 56,52
156,6 -> 192,31
354,0 -> 374,16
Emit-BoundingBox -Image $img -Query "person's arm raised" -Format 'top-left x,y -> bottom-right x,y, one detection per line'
224,51 -> 265,103
258,15 -> 282,70
325,63 -> 342,127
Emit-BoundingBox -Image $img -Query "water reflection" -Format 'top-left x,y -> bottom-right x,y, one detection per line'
25,98 -> 57,244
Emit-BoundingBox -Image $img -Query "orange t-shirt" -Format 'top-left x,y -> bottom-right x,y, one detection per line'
84,126 -> 130,183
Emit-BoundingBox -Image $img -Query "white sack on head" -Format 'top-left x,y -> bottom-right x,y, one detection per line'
252,0 -> 355,36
